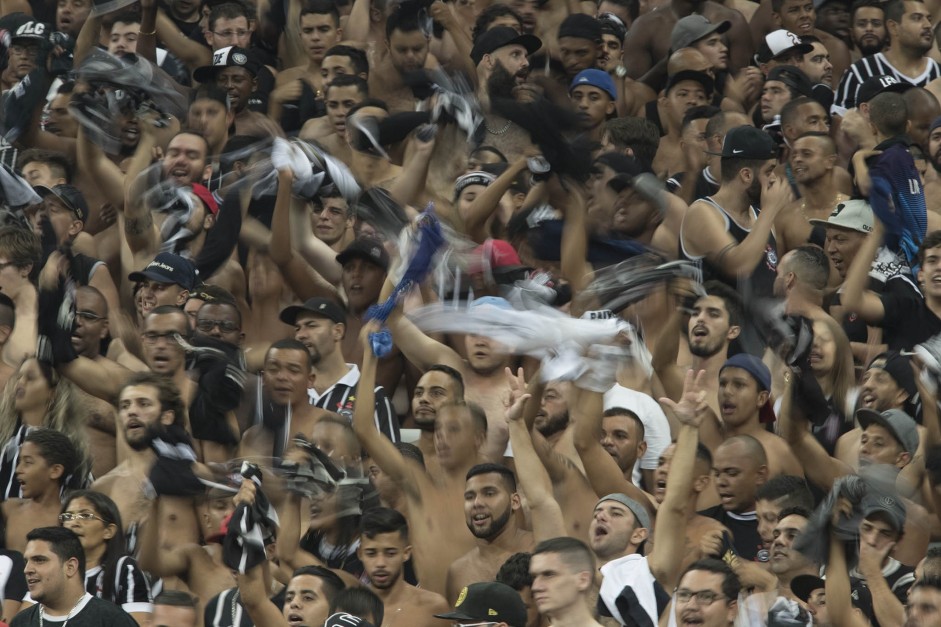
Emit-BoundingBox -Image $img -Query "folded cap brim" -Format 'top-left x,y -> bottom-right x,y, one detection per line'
434,610 -> 481,622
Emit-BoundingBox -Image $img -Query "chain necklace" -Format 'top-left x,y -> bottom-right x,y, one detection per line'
39,593 -> 87,627
800,192 -> 847,222
485,119 -> 512,135
230,589 -> 241,626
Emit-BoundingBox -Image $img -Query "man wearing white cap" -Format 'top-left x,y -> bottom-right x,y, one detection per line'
755,29 -> 814,76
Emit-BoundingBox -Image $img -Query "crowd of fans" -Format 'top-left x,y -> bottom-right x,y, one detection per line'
0,0 -> 940,624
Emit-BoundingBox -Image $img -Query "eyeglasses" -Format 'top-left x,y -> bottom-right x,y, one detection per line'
75,311 -> 106,322
9,44 -> 40,57
141,331 -> 183,345
196,319 -> 240,333
212,29 -> 250,39
674,589 -> 726,605
59,512 -> 107,524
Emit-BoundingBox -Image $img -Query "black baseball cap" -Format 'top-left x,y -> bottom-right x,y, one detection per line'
857,74 -> 912,105
336,237 -> 390,271
279,297 -> 347,326
35,184 -> 89,223
10,19 -> 48,43
128,252 -> 198,290
711,125 -> 777,159
665,69 -> 715,97
324,613 -> 375,627
767,65 -> 815,98
471,26 -> 542,65
193,45 -> 260,83
594,153 -> 652,192
790,574 -> 824,602
435,582 -> 527,627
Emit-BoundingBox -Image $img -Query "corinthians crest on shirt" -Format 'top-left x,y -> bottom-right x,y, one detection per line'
336,396 -> 355,419
764,245 -> 778,271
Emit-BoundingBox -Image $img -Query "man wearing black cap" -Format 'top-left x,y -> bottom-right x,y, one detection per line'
652,70 -> 712,177
620,0 -> 751,78
833,0 -> 940,115
3,20 -> 47,89
435,581 -> 528,627
471,25 -> 542,159
834,351 -> 918,464
280,297 -> 399,442
128,252 -> 199,319
760,65 -> 816,126
680,125 -> 790,300
557,14 -> 603,79
193,46 -> 279,137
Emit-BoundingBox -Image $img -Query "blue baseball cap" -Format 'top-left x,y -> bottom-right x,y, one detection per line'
570,69 -> 617,101
721,353 -> 771,391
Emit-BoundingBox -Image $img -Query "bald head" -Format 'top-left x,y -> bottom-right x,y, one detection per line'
668,48 -> 711,74
904,87 -> 941,151
718,434 -> 767,466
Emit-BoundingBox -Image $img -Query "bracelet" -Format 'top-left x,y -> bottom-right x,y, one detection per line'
140,27 -> 156,36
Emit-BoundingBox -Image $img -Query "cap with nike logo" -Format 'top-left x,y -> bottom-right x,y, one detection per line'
709,125 -> 777,160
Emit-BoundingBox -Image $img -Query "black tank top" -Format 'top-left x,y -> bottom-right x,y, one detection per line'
680,196 -> 778,299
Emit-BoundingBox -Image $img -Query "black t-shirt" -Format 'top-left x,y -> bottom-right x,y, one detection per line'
0,550 -> 26,602
11,594 -> 139,626
698,506 -> 768,563
880,291 -> 941,351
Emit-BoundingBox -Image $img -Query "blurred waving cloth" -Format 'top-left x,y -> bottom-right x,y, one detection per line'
365,206 -> 445,357
70,50 -> 186,154
868,142 -> 927,277
223,464 -> 279,574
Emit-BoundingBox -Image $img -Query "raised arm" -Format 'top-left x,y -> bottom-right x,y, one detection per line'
505,368 -> 567,540
839,221 -> 886,323
388,128 -> 437,211
387,300 -> 464,373
270,167 -> 341,301
462,157 -> 529,243
572,384 -> 654,515
556,178 -> 593,296
649,370 -> 706,590
155,10 -> 212,72
778,371 -> 850,491
351,323 -> 421,494
683,179 -> 792,278
827,506 -> 871,627
123,120 -> 166,257
234,480 -> 289,627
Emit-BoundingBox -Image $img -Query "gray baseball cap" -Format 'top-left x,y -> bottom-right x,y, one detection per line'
596,493 -> 651,530
856,408 -> 919,457
670,14 -> 731,52
860,492 -> 907,532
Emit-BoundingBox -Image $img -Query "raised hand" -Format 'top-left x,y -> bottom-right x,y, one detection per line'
659,369 -> 708,427
504,367 -> 531,423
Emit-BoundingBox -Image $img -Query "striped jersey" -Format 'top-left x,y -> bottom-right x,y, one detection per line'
833,53 -> 941,115
308,364 -> 400,443
84,558 -> 153,615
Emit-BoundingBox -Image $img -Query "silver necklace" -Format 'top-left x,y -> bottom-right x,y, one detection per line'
485,119 -> 512,135
39,593 -> 86,627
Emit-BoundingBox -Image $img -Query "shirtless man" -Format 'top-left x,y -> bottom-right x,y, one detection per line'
445,464 -> 535,603
369,10 -> 432,112
70,286 -> 126,478
358,508 -> 450,627
651,70 -> 713,177
346,103 -> 403,188
239,339 -> 331,459
713,354 -> 805,477
387,297 -> 512,462
775,133 -> 848,254
472,26 -> 542,162
653,282 -> 743,422
4,429 -> 80,553
272,0 -> 343,116
299,75 -> 369,167
91,372 -> 201,551
773,0 -> 851,87
409,364 -> 465,471
352,326 -> 482,596
621,0 -> 752,78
